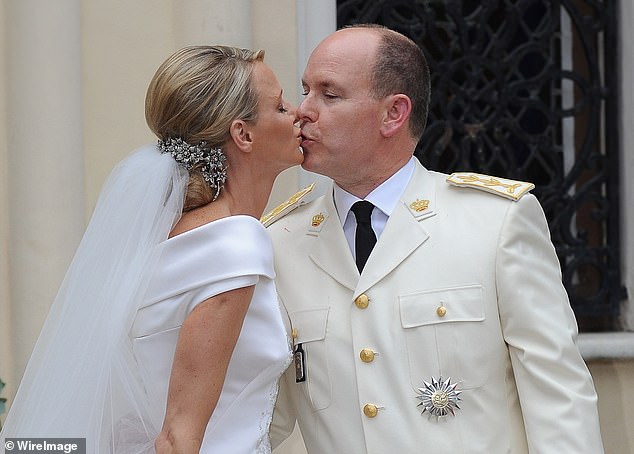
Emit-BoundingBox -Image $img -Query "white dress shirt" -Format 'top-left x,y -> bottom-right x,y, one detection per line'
333,156 -> 416,259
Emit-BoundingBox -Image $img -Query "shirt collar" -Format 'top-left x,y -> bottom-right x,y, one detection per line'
333,156 -> 417,226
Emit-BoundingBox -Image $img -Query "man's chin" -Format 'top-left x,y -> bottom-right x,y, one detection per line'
299,151 -> 328,175
299,155 -> 316,172
300,162 -> 329,179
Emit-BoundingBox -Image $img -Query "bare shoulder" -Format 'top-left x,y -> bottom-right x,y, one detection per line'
169,202 -> 230,238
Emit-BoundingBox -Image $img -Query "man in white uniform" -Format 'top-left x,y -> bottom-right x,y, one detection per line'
268,24 -> 603,453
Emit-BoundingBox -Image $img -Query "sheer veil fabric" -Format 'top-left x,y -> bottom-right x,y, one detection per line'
0,145 -> 187,453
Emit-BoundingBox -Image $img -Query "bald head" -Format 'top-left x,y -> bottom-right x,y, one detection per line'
307,27 -> 380,96
324,25 -> 431,142
297,25 -> 429,195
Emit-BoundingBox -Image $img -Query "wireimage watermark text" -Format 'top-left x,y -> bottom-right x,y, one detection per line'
4,439 -> 85,454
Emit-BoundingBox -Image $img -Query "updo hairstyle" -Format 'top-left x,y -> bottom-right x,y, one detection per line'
145,45 -> 265,211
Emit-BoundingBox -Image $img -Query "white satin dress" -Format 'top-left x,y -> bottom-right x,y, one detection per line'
129,215 -> 292,453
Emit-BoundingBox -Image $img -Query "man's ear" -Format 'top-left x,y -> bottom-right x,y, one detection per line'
380,94 -> 412,138
229,119 -> 253,153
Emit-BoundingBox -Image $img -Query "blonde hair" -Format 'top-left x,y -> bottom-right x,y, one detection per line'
145,45 -> 265,211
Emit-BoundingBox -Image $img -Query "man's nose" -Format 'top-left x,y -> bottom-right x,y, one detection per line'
297,95 -> 315,124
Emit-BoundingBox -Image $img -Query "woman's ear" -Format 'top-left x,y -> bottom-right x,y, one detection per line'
380,94 -> 412,138
229,119 -> 254,153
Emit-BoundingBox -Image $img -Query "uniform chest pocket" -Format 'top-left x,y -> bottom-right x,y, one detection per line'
289,307 -> 331,411
399,284 -> 489,389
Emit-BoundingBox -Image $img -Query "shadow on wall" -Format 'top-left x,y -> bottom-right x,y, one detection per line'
0,378 -> 6,429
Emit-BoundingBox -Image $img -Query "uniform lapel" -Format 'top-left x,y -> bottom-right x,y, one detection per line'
308,191 -> 359,292
357,162 -> 437,293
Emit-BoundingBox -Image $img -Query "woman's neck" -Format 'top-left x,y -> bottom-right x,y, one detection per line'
219,163 -> 277,219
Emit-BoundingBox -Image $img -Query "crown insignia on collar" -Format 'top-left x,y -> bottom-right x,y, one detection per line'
311,213 -> 325,227
409,199 -> 430,212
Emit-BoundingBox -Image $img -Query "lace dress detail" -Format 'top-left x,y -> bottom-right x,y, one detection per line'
256,338 -> 293,454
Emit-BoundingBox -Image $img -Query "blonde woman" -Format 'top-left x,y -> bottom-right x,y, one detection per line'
1,46 -> 303,453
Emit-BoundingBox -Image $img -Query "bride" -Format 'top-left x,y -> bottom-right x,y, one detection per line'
0,45 -> 304,453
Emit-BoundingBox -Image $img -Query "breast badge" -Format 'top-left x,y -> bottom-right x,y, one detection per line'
416,376 -> 462,417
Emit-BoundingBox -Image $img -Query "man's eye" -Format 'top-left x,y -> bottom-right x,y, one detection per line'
278,105 -> 289,113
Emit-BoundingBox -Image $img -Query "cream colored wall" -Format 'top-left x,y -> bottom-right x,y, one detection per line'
590,361 -> 634,453
81,0 -> 175,210
80,0 -> 301,218
0,0 -> 13,406
621,0 -> 634,331
80,0 -> 298,215
2,0 -> 86,402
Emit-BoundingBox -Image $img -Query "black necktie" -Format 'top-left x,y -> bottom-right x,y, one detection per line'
351,201 -> 377,272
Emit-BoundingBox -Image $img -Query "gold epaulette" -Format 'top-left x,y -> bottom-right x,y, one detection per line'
261,183 -> 315,227
446,172 -> 534,201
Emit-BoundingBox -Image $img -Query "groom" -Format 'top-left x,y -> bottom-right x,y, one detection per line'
268,24 -> 603,453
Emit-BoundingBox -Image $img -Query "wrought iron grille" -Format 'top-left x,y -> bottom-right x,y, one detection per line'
338,0 -> 625,331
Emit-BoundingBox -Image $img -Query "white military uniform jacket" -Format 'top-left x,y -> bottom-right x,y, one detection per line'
269,161 -> 603,453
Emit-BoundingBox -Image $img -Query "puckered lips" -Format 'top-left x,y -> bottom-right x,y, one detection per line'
300,132 -> 316,148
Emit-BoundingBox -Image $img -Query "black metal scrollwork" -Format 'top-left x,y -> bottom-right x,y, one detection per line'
338,0 -> 625,331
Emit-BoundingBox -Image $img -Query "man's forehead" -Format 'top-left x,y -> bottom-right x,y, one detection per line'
304,45 -> 372,86
303,59 -> 348,85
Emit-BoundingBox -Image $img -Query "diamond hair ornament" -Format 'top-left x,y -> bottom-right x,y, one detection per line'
158,137 -> 227,201
416,376 -> 462,417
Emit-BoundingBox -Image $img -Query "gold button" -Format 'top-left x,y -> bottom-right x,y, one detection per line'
355,294 -> 369,309
360,349 -> 375,363
363,403 -> 378,418
436,305 -> 447,317
291,328 -> 298,339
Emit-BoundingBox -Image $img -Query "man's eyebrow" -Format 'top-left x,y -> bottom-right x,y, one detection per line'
301,79 -> 340,91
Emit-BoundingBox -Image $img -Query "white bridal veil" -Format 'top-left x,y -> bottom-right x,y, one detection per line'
0,145 -> 187,452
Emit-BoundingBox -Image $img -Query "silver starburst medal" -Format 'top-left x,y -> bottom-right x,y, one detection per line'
416,376 -> 461,417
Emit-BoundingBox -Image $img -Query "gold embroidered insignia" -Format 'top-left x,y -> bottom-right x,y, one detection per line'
446,172 -> 534,201
261,183 -> 315,227
409,199 -> 430,212
311,213 -> 325,227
